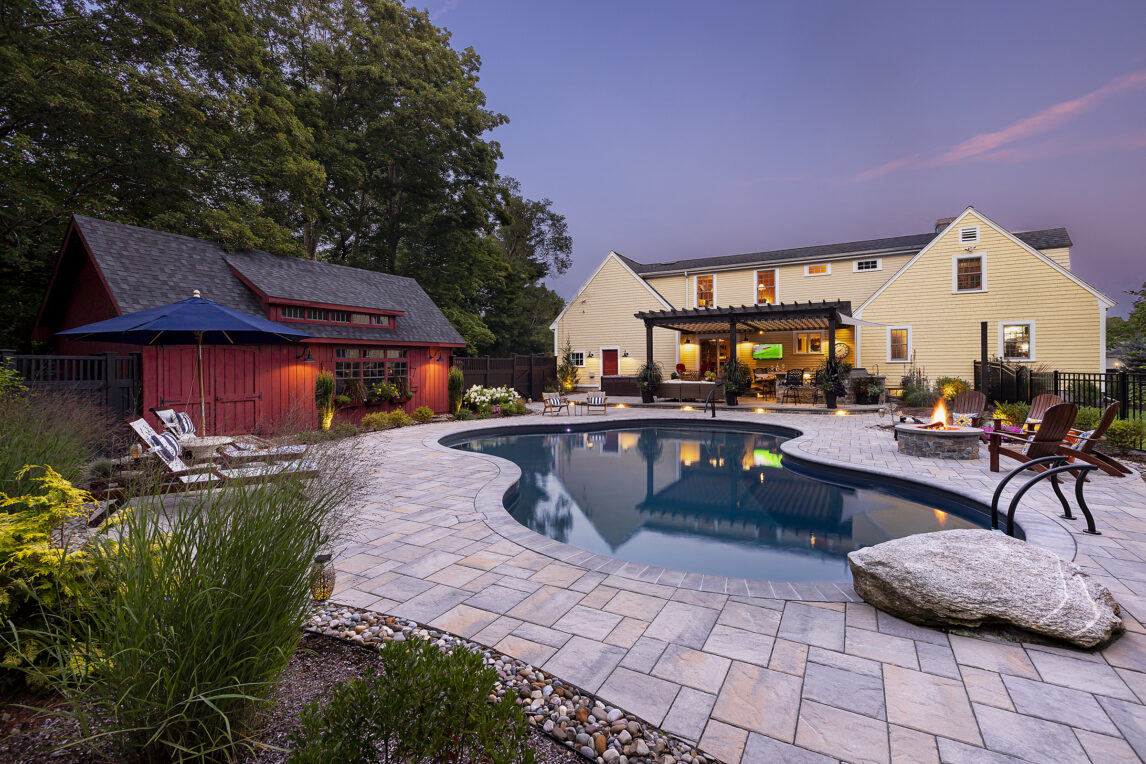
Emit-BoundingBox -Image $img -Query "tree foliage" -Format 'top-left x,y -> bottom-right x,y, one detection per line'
0,0 -> 570,353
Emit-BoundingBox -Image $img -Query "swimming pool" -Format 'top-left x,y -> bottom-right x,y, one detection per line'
451,422 -> 991,583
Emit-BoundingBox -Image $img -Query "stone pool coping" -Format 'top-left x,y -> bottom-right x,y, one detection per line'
429,413 -> 1074,601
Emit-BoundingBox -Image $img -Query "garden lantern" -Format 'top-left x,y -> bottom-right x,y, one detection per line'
310,553 -> 335,602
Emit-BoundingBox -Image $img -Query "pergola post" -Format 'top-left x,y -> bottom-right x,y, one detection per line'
645,321 -> 654,369
828,314 -> 837,361
728,318 -> 737,372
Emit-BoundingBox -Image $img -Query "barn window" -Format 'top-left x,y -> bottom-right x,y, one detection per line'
281,305 -> 306,320
334,347 -> 409,394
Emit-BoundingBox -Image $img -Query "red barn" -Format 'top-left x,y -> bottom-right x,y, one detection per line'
32,215 -> 466,433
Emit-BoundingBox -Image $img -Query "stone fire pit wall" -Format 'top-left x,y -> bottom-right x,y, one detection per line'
895,424 -> 980,460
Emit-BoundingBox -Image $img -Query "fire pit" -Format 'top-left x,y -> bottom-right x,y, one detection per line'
895,399 -> 981,460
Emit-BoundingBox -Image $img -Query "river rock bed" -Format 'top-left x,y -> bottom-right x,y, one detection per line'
307,604 -> 717,764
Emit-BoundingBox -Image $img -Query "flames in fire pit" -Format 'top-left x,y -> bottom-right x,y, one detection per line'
921,398 -> 951,430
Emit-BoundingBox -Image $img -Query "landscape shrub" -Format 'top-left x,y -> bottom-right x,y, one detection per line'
463,385 -> 517,409
315,371 -> 336,431
1064,379 -> 1103,405
992,401 -> 1031,426
0,467 -> 114,688
361,412 -> 389,431
22,463 -> 351,761
1073,406 -> 1104,432
935,376 -> 972,400
290,638 -> 535,764
412,405 -> 434,423
448,366 -> 465,414
454,408 -> 474,421
0,390 -> 117,503
901,377 -> 939,408
332,422 -> 359,438
387,410 -> 412,428
1106,419 -> 1145,455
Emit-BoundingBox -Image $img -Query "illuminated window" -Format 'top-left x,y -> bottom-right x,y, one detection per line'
888,326 -> 911,362
954,255 -> 984,292
755,269 -> 776,305
1001,323 -> 1034,361
696,275 -> 714,307
794,331 -> 823,354
805,263 -> 830,276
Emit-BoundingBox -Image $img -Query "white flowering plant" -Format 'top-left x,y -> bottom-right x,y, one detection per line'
462,385 -> 518,409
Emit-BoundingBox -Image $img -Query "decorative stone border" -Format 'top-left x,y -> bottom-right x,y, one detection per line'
307,604 -> 719,764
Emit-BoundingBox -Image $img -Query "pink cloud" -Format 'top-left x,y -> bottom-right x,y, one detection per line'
851,69 -> 1146,181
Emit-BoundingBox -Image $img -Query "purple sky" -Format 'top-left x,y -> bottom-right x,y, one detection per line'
431,1 -> 1146,317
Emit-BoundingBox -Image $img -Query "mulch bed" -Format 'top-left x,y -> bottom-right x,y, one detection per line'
0,634 -> 579,764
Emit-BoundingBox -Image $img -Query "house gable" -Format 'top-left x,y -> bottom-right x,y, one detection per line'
857,207 -> 1112,375
549,251 -> 671,335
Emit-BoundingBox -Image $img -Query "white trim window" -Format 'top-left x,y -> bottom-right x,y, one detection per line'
959,225 -> 980,245
887,326 -> 912,363
853,258 -> 882,272
794,331 -> 823,354
804,263 -> 830,277
952,254 -> 987,293
695,274 -> 715,307
569,351 -> 585,368
999,322 -> 1035,362
755,268 -> 777,305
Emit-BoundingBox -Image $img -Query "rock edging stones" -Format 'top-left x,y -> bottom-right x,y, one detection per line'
307,605 -> 717,764
848,529 -> 1124,648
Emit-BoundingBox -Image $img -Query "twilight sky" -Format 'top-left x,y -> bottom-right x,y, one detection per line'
430,1 -> 1146,316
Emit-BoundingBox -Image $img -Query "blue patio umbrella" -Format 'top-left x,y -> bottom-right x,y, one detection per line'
58,290 -> 311,432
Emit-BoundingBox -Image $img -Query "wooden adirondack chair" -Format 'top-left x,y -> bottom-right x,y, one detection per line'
1060,402 -> 1133,477
1023,393 -> 1064,433
541,392 -> 569,416
949,390 -> 987,427
989,402 -> 1077,472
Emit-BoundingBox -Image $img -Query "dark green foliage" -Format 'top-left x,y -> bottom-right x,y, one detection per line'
722,359 -> 750,391
852,377 -> 883,404
0,391 -> 117,503
448,367 -> 466,414
1064,379 -> 1102,404
636,361 -> 664,392
556,338 -> 580,391
290,638 -> 535,764
1107,419 -> 1145,455
1073,406 -> 1104,432
454,408 -> 474,421
901,370 -> 939,408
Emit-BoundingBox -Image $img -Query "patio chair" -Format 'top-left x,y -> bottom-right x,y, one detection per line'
780,369 -> 806,404
541,392 -> 569,416
950,390 -> 987,427
1060,402 -> 1133,478
585,392 -> 608,415
988,402 -> 1077,473
1023,393 -> 1064,433
126,419 -> 317,495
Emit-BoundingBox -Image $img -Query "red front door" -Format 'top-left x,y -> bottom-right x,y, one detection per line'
602,349 -> 619,376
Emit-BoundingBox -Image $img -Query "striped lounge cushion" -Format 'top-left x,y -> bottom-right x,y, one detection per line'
149,432 -> 181,463
175,412 -> 195,437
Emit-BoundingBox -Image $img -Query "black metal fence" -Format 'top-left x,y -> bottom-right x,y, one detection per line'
453,355 -> 556,401
973,361 -> 1144,449
1,351 -> 141,420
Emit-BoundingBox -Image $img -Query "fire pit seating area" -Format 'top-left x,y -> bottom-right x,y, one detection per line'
895,398 -> 981,459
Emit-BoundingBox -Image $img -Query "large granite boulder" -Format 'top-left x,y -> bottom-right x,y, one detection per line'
848,529 -> 1123,648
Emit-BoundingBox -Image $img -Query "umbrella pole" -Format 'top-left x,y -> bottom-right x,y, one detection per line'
197,333 -> 207,436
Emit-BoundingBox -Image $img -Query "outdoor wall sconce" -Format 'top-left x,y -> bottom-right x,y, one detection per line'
310,554 -> 335,602
296,347 -> 316,363
622,350 -> 630,357
684,338 -> 692,345
429,350 -> 442,361
587,351 -> 595,358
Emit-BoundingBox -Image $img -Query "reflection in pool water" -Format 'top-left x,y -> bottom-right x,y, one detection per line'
454,426 -> 982,582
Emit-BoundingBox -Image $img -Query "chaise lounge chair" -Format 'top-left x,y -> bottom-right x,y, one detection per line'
988,402 -> 1077,473
1060,401 -> 1133,478
124,419 -> 318,497
152,408 -> 234,455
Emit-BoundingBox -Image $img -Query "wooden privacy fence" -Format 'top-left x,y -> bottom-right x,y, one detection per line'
453,355 -> 556,401
1,351 -> 141,420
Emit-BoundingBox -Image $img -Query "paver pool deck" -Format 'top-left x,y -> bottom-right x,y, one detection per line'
331,408 -> 1146,763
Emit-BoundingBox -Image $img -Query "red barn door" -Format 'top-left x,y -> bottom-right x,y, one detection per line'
212,347 -> 260,434
155,347 -> 211,430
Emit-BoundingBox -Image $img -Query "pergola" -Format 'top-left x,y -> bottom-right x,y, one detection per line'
634,300 -> 854,370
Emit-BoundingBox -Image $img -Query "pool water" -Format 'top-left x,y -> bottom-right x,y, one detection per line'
454,425 -> 984,582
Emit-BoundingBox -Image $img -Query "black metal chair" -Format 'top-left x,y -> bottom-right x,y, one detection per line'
781,369 -> 805,404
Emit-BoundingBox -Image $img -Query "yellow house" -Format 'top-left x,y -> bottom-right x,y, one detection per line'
550,207 -> 1114,390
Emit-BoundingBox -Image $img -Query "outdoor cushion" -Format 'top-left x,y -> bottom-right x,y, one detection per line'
175,412 -> 195,436
952,412 -> 976,427
1068,429 -> 1095,451
149,432 -> 181,463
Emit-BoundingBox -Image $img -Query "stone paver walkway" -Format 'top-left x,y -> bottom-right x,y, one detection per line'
331,408 -> 1146,763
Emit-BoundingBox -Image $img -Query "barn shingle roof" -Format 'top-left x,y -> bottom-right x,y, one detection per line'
72,215 -> 464,345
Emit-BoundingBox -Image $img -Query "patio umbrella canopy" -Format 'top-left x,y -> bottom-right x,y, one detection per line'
58,291 -> 311,432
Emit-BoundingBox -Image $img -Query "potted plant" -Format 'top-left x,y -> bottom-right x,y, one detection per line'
818,358 -> 849,409
721,360 -> 749,406
852,376 -> 883,405
343,378 -> 368,405
636,360 -> 663,404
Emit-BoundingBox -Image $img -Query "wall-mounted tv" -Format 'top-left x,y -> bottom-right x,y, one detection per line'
752,343 -> 782,360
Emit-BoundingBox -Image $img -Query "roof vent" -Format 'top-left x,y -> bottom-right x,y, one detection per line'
934,217 -> 957,233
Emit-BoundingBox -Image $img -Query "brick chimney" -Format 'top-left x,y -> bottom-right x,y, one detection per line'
934,216 -> 957,233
